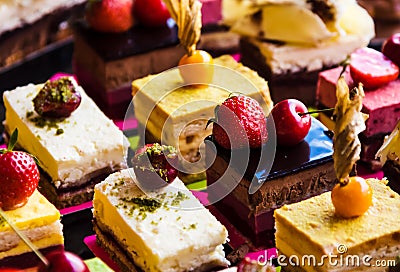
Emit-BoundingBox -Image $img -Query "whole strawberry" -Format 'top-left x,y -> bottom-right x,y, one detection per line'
211,95 -> 268,149
132,143 -> 178,189
85,0 -> 135,33
0,129 -> 39,210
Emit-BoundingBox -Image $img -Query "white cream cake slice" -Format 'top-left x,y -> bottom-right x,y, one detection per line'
3,81 -> 129,208
93,168 -> 230,272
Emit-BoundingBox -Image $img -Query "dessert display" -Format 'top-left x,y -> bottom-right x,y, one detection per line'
3,77 -> 129,208
376,121 -> 400,194
92,163 -> 230,271
0,0 -> 85,69
0,132 -> 64,269
274,77 -> 400,271
316,46 -> 400,170
205,95 -> 336,247
222,0 -> 375,105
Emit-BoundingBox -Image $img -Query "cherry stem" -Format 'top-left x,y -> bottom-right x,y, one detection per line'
298,108 -> 334,116
0,208 -> 49,267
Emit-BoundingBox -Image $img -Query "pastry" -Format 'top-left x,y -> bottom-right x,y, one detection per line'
205,116 -> 336,247
0,190 -> 64,269
92,168 -> 229,272
274,178 -> 400,272
132,54 -> 273,183
0,0 -> 85,69
222,0 -> 375,105
3,77 -> 129,208
316,50 -> 400,170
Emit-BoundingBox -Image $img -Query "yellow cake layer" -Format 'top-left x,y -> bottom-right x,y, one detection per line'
0,190 -> 60,231
93,169 -> 229,272
274,178 -> 400,271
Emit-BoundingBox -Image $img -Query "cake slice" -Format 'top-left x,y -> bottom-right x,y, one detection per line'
3,79 -> 130,208
0,190 -> 64,269
132,54 -> 273,183
274,178 -> 400,271
93,168 -> 229,272
316,65 -> 400,169
222,0 -> 375,105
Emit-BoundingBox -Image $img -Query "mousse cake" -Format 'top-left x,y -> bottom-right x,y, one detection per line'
0,0 -> 85,69
222,0 -> 375,105
205,117 -> 336,247
3,78 -> 129,208
316,65 -> 400,170
376,121 -> 400,194
92,168 -> 230,272
132,54 -> 273,183
274,178 -> 400,272
0,190 -> 64,269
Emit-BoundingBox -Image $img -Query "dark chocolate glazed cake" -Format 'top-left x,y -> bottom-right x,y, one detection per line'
205,117 -> 336,248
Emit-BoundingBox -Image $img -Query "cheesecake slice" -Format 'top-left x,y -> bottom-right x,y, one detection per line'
93,168 -> 229,272
3,80 -> 130,208
0,190 -> 64,269
132,54 -> 273,183
274,178 -> 400,272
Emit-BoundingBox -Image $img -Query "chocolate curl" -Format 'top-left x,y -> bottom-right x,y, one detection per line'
333,76 -> 368,181
164,0 -> 202,55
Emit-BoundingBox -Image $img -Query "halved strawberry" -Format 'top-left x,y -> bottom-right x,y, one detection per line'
210,95 -> 268,149
350,47 -> 399,89
0,129 -> 39,210
132,143 -> 178,188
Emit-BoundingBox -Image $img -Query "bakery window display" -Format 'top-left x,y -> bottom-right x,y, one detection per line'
221,0 -> 375,105
3,77 -> 129,209
274,74 -> 400,271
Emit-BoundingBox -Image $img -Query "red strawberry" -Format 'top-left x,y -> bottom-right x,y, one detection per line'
132,143 -> 178,189
211,95 -> 268,149
0,129 -> 39,210
85,0 -> 134,33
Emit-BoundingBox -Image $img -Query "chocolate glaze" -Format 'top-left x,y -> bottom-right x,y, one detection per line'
72,20 -> 180,61
206,117 -> 333,184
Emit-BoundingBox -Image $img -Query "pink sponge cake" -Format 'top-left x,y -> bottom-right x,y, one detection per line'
316,53 -> 400,170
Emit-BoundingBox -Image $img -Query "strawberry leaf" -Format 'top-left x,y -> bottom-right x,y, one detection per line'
7,129 -> 18,151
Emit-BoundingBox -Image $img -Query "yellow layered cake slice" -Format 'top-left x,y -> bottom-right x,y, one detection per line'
3,79 -> 130,208
274,178 -> 400,272
93,168 -> 230,272
132,55 -> 273,182
0,190 -> 64,269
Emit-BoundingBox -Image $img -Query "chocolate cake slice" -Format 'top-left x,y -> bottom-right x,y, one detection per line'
205,117 -> 336,248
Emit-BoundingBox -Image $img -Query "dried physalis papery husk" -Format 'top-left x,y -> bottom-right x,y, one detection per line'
333,76 -> 368,181
164,0 -> 202,55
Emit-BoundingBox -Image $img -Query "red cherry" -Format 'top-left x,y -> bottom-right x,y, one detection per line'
37,251 -> 89,272
271,99 -> 311,146
382,33 -> 400,68
350,47 -> 399,89
134,0 -> 171,27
